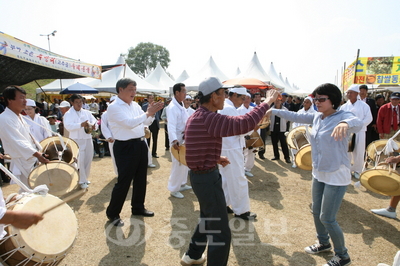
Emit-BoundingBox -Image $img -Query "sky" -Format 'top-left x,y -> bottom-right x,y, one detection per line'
2,0 -> 400,93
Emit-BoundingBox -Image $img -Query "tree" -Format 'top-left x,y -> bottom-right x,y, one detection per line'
125,42 -> 170,78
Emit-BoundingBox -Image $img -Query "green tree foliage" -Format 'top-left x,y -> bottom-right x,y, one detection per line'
125,42 -> 170,78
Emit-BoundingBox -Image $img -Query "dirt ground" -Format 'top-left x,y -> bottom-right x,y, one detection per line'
2,125 -> 400,266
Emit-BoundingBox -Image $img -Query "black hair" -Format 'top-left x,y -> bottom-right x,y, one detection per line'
312,83 -> 342,110
173,83 -> 185,95
70,94 -> 84,103
116,78 -> 137,93
3,85 -> 26,106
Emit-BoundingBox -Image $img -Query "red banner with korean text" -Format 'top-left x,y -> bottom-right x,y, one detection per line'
0,31 -> 101,79
342,56 -> 400,90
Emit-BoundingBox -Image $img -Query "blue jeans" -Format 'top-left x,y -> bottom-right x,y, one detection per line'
311,178 -> 349,259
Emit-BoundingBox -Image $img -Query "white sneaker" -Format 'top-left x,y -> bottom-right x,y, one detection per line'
148,164 -> 156,168
180,253 -> 206,266
353,172 -> 360,179
171,191 -> 184,199
179,185 -> 192,192
80,183 -> 89,189
245,171 -> 254,177
371,208 -> 397,219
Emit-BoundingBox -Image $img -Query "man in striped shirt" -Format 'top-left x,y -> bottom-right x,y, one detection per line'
180,77 -> 278,266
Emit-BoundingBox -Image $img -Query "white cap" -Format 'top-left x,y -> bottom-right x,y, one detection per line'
347,84 -> 360,93
229,86 -> 247,95
110,95 -> 117,102
199,77 -> 233,96
59,100 -> 71,108
26,99 -> 36,107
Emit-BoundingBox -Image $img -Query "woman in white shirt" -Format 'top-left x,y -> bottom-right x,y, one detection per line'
24,99 -> 52,142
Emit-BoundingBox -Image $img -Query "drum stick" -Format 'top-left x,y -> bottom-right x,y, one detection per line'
39,189 -> 87,215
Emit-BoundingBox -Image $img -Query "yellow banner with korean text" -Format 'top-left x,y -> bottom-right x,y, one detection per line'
0,31 -> 101,79
343,56 -> 400,91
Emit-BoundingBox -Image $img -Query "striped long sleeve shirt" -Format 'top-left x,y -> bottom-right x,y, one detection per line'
185,103 -> 269,171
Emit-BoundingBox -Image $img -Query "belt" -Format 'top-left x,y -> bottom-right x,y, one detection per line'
116,137 -> 145,142
191,165 -> 218,175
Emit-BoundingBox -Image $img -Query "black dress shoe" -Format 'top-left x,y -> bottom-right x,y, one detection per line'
107,216 -> 124,227
152,155 -> 159,158
234,211 -> 257,220
259,155 -> 266,159
132,209 -> 154,217
227,206 -> 234,214
285,158 -> 291,164
271,157 -> 280,160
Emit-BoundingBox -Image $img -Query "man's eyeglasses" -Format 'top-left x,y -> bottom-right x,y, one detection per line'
313,97 -> 329,103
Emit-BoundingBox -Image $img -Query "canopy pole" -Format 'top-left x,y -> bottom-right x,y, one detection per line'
34,80 -> 49,101
353,49 -> 360,84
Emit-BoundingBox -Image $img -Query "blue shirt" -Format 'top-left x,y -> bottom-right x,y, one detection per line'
272,109 -> 363,172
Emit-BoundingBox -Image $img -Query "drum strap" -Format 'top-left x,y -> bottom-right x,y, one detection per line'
0,163 -> 49,195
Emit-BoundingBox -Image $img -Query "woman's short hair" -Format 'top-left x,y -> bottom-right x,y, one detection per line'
312,83 -> 342,110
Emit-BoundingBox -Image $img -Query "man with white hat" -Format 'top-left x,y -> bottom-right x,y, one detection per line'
238,92 -> 257,177
167,83 -> 191,199
100,95 -> 118,176
0,86 -> 49,188
218,86 -> 257,220
63,94 -> 98,189
24,99 -> 52,142
340,84 -> 372,178
184,95 -> 195,116
181,77 -> 278,266
58,100 -> 71,137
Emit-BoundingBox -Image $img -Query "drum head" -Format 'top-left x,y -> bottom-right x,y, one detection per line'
366,139 -> 400,161
8,194 -> 78,262
171,145 -> 187,166
245,131 -> 264,149
287,126 -> 311,149
28,162 -> 79,196
360,164 -> 400,196
295,144 -> 312,171
40,136 -> 79,164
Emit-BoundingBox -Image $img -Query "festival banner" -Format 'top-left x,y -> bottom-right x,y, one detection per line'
0,31 -> 101,79
343,56 -> 400,90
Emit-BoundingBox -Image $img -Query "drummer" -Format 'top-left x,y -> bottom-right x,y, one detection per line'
266,83 -> 363,266
0,188 -> 43,232
63,94 -> 98,189
0,86 -> 49,188
166,83 -> 191,199
290,96 -> 316,168
370,155 -> 400,219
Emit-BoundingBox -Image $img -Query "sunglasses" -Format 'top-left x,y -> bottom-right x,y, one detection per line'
313,97 -> 329,103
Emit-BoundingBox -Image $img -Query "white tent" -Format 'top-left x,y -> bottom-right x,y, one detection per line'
233,67 -> 241,77
283,77 -> 297,94
175,70 -> 189,83
237,52 -> 272,83
85,57 -> 163,94
36,77 -> 96,94
267,62 -> 286,90
183,56 -> 229,92
144,62 -> 175,93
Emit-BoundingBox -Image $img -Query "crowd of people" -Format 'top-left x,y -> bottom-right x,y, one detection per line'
0,80 -> 399,266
